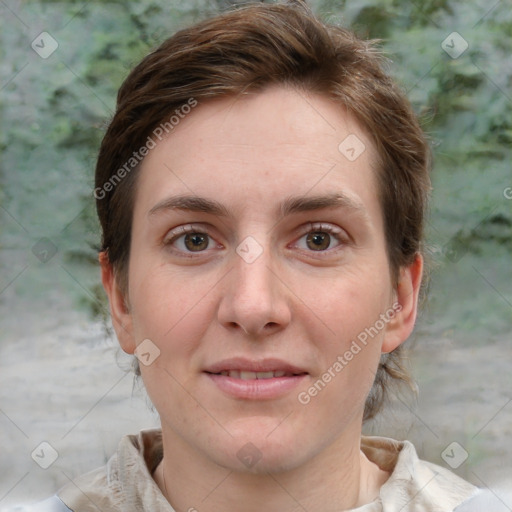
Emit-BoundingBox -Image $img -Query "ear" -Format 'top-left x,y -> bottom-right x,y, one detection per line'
99,251 -> 136,355
381,253 -> 423,354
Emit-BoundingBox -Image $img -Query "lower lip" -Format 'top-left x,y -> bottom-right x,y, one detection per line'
205,373 -> 307,400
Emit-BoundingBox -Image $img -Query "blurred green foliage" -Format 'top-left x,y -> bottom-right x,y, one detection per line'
1,0 -> 510,338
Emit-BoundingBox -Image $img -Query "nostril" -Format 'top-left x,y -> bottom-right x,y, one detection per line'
223,320 -> 283,335
226,321 -> 249,334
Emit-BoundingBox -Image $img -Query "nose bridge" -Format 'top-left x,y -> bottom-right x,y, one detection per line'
233,239 -> 278,309
218,238 -> 290,335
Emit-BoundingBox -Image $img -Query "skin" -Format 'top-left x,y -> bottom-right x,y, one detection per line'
101,85 -> 423,512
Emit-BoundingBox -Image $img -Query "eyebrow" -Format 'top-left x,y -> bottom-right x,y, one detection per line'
279,193 -> 367,218
148,192 -> 368,220
149,195 -> 229,217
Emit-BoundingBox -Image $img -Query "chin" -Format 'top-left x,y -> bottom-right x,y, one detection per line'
217,423 -> 315,474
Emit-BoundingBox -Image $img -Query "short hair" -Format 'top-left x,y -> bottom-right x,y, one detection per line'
95,1 -> 431,421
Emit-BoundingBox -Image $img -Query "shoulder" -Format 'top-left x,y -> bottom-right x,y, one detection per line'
55,429 -> 166,512
361,436 -> 478,511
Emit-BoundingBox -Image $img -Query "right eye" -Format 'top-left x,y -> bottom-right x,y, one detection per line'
164,225 -> 223,257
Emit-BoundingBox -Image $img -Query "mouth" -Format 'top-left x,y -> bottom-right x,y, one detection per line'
208,369 -> 305,379
203,358 -> 308,400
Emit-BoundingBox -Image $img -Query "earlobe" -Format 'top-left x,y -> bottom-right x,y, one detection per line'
99,251 -> 136,354
381,253 -> 423,354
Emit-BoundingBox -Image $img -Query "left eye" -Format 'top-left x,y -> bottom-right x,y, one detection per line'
173,232 -> 213,252
295,229 -> 342,251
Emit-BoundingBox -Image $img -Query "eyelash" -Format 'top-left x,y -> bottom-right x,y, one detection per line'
163,223 -> 348,257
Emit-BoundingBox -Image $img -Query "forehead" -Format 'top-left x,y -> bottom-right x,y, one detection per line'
134,86 -> 382,224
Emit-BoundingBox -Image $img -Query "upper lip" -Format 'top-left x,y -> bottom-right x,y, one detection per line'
204,357 -> 308,375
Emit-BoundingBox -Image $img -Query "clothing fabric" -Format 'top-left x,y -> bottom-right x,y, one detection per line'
4,496 -> 72,512
11,429 -> 480,511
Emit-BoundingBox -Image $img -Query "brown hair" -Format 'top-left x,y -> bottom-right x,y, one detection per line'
95,1 -> 431,421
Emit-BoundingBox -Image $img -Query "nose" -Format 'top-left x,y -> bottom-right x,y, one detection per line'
217,244 -> 291,337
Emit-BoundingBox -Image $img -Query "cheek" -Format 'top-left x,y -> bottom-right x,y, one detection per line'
295,268 -> 390,403
295,266 -> 391,342
129,266 -> 220,422
298,298 -> 385,426
128,262 -> 218,351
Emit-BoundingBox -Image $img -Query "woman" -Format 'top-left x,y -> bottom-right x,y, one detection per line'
17,1 -> 496,510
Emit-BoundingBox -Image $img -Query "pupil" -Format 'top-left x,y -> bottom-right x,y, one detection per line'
307,232 -> 330,251
185,233 -> 208,251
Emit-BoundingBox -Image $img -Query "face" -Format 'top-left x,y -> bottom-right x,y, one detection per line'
103,86 -> 421,474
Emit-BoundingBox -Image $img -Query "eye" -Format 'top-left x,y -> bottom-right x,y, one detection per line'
180,232 -> 211,252
164,225 -> 219,254
305,231 -> 332,251
294,224 -> 346,252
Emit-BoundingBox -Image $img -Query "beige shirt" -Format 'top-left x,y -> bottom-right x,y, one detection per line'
57,429 -> 477,511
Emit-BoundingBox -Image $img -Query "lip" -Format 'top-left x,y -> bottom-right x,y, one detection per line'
203,357 -> 308,400
204,357 -> 307,375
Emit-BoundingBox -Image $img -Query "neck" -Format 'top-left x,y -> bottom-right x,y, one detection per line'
153,425 -> 388,512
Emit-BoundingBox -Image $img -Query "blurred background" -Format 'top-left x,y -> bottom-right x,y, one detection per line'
1,0 -> 511,507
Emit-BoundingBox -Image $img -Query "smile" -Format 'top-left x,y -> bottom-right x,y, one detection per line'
203,358 -> 309,400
